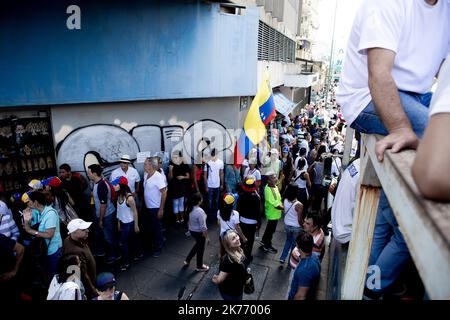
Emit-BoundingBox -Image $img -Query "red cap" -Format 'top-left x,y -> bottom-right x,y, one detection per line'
118,176 -> 128,186
48,177 -> 62,188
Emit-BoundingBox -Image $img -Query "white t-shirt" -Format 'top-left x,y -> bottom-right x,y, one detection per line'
243,167 -> 261,181
331,159 -> 360,244
217,210 -> 240,235
159,169 -> 168,187
47,276 -> 82,300
143,171 -> 166,209
299,139 -> 309,155
429,54 -> 450,116
110,166 -> 141,193
283,199 -> 301,228
336,0 -> 450,125
204,159 -> 224,188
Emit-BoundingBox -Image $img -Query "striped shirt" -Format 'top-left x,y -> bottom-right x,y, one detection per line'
311,228 -> 325,259
0,201 -> 20,241
289,228 -> 325,269
289,247 -> 301,269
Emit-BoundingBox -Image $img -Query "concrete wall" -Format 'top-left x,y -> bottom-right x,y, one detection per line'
282,0 -> 300,39
0,0 -> 258,107
51,97 -> 244,175
257,60 -> 302,89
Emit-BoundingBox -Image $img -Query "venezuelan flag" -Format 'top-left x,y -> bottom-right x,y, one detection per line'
234,74 -> 275,167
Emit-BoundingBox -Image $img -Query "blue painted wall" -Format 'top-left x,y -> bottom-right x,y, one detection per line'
0,0 -> 258,107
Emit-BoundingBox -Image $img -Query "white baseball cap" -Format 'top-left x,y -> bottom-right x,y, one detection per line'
67,218 -> 92,234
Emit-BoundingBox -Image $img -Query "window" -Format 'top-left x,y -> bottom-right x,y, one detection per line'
258,21 -> 295,63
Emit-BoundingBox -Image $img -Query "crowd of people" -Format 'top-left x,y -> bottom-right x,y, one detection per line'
2,0 -> 447,302
0,88 -> 349,301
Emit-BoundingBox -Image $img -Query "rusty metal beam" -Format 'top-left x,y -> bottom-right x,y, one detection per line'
341,145 -> 381,299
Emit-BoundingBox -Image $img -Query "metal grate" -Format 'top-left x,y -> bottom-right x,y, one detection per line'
258,20 -> 295,63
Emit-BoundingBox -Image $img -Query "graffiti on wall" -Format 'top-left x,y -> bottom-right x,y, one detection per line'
55,119 -> 233,178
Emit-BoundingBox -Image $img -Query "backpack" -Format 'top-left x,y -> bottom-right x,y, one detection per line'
104,179 -> 118,204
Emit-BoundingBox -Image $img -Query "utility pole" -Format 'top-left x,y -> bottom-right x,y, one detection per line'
325,0 -> 338,108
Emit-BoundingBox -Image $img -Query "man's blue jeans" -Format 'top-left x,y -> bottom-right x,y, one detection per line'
207,187 -> 220,220
94,214 -> 120,259
147,208 -> 163,252
280,225 -> 302,263
351,90 -> 431,293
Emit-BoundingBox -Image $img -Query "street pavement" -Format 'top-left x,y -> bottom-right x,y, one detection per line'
101,218 -> 330,300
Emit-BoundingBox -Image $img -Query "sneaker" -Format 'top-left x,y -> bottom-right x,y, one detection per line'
195,265 -> 210,272
265,246 -> 277,254
185,231 -> 191,237
105,255 -> 121,265
279,259 -> 285,264
120,264 -> 130,271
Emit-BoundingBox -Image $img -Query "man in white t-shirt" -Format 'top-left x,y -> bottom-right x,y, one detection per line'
110,154 -> 141,196
336,0 -> 450,299
142,157 -> 167,257
331,159 -> 360,244
413,54 -> 450,201
337,0 -> 449,158
203,149 -> 224,221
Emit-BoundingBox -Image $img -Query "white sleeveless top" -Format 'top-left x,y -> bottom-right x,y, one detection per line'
117,194 -> 134,224
283,199 -> 301,228
293,169 -> 307,189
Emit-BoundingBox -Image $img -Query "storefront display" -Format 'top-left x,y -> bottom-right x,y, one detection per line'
0,117 -> 57,195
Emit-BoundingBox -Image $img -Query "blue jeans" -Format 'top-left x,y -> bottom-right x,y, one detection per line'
94,214 -> 120,259
280,225 -> 302,262
119,221 -> 140,264
147,208 -> 163,252
351,91 -> 432,139
207,187 -> 220,220
352,90 -> 431,293
186,231 -> 206,268
46,247 -> 62,284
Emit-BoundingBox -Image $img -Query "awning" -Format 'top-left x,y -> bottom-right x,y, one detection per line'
273,91 -> 295,117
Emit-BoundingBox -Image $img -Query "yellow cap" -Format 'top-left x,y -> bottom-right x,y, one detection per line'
21,192 -> 30,203
223,194 -> 235,205
28,179 -> 42,190
245,177 -> 255,185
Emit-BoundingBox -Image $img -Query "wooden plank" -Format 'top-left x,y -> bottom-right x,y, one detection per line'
342,127 -> 354,169
363,134 -> 450,299
341,144 -> 381,300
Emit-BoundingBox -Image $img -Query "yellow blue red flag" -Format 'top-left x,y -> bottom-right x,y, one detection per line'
234,73 -> 276,167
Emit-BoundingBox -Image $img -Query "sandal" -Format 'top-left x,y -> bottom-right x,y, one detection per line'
196,265 -> 209,272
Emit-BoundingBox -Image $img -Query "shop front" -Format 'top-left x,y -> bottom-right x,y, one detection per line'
0,109 -> 57,196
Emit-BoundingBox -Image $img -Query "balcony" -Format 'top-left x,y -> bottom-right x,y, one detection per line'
284,72 -> 318,88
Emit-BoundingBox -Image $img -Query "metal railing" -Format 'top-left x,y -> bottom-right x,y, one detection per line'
340,134 -> 450,299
